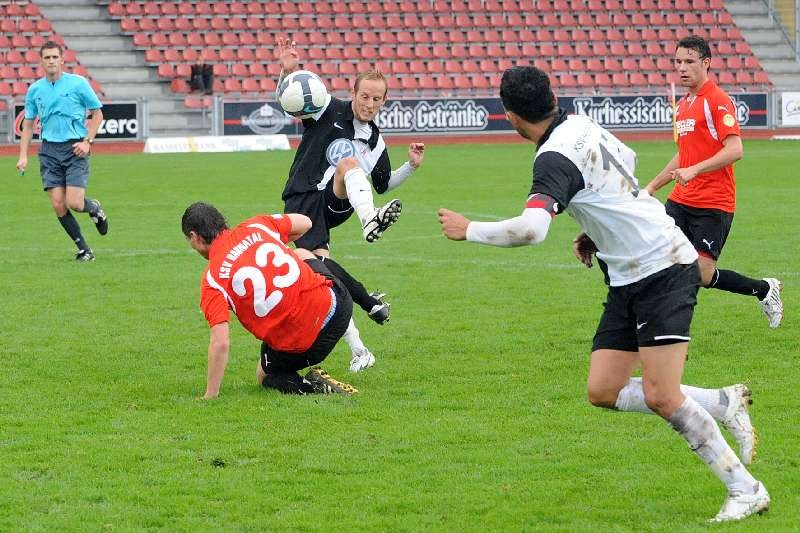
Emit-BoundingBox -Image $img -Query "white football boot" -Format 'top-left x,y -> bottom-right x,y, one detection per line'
720,384 -> 757,466
349,347 -> 376,373
710,482 -> 770,523
759,278 -> 783,328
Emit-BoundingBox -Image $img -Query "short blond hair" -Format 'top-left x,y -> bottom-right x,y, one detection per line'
354,69 -> 388,97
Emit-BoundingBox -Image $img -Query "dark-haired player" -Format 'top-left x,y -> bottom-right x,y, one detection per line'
646,35 -> 783,328
438,66 -> 769,523
276,36 -> 425,372
182,202 -> 357,397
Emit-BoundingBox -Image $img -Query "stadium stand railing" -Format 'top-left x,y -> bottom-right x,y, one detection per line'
102,0 -> 773,98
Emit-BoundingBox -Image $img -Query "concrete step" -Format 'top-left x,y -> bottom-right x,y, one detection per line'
147,99 -> 186,113
734,15 -> 780,29
36,0 -> 96,5
58,36 -> 133,52
79,51 -> 146,68
725,1 -> 769,16
752,43 -> 798,59
769,73 -> 800,88
746,29 -> 791,45
36,5 -> 108,20
89,66 -> 161,83
760,60 -> 800,74
102,82 -> 172,98
50,20 -> 119,36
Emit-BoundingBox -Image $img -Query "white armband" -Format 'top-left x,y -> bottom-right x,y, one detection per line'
386,161 -> 415,192
465,208 -> 552,247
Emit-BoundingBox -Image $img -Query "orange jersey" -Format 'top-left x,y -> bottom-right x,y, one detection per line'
200,214 -> 333,352
669,79 -> 740,213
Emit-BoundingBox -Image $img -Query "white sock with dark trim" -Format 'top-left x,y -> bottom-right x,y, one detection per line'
343,167 -> 375,226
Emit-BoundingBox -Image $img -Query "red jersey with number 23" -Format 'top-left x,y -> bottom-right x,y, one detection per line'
669,79 -> 741,213
199,214 -> 333,352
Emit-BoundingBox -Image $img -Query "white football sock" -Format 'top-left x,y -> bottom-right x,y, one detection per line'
615,378 -> 729,420
669,396 -> 758,494
343,167 -> 376,226
342,318 -> 366,353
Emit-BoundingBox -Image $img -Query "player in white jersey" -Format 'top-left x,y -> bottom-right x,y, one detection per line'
438,66 -> 769,523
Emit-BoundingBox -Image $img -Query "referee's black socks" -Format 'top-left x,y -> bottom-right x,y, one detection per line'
58,211 -> 89,252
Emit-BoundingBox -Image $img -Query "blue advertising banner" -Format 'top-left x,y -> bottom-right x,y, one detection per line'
224,93 -> 768,135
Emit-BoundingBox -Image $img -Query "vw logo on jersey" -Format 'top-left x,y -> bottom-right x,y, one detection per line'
326,138 -> 356,167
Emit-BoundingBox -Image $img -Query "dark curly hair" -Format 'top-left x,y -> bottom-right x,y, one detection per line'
181,202 -> 228,243
499,66 -> 557,124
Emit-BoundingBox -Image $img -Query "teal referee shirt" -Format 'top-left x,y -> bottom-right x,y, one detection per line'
24,72 -> 102,142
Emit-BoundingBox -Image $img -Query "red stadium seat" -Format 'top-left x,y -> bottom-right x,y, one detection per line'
144,49 -> 163,63
184,95 -> 212,109
157,64 -> 175,79
629,73 -> 648,86
753,71 -> 770,85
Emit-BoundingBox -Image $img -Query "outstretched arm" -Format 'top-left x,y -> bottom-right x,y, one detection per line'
438,206 -> 553,247
385,143 -> 426,192
204,322 -> 230,399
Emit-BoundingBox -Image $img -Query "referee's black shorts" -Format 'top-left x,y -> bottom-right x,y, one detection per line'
592,262 -> 701,352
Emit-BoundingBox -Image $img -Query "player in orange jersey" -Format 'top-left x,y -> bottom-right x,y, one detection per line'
182,202 -> 357,398
646,36 -> 783,328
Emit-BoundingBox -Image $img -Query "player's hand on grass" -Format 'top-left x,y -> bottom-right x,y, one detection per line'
573,232 -> 598,268
408,143 -> 425,169
438,208 -> 470,241
276,36 -> 299,74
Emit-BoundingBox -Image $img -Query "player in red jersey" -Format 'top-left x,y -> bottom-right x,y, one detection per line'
182,202 -> 357,397
646,36 -> 783,328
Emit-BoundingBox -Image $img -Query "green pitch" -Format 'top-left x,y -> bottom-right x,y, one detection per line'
1,140 -> 797,530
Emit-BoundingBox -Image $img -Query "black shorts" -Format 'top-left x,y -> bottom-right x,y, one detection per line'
592,262 -> 701,352
260,258 -> 353,373
665,200 -> 734,260
283,182 -> 354,251
39,139 -> 90,190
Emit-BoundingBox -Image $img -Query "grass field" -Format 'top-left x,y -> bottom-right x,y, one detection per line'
1,139 -> 798,531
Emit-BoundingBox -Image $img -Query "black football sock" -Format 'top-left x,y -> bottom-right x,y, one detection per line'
58,211 -> 89,251
708,268 -> 769,299
82,197 -> 99,216
317,256 -> 378,312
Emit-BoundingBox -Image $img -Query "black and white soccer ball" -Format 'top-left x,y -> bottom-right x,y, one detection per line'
277,70 -> 328,119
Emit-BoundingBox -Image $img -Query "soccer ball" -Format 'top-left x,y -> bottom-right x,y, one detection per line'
277,70 -> 328,119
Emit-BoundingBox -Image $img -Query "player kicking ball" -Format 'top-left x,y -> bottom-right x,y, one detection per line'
275,36 -> 426,373
439,66 -> 769,523
182,202 -> 357,397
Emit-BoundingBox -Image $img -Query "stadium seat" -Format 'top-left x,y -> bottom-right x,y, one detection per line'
753,71 -> 770,85
157,64 -> 175,79
242,79 -> 260,93
735,71 -> 753,85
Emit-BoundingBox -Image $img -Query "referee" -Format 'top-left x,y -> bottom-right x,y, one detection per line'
16,41 -> 108,262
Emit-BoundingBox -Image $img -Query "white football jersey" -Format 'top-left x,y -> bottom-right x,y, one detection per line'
536,114 -> 697,286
